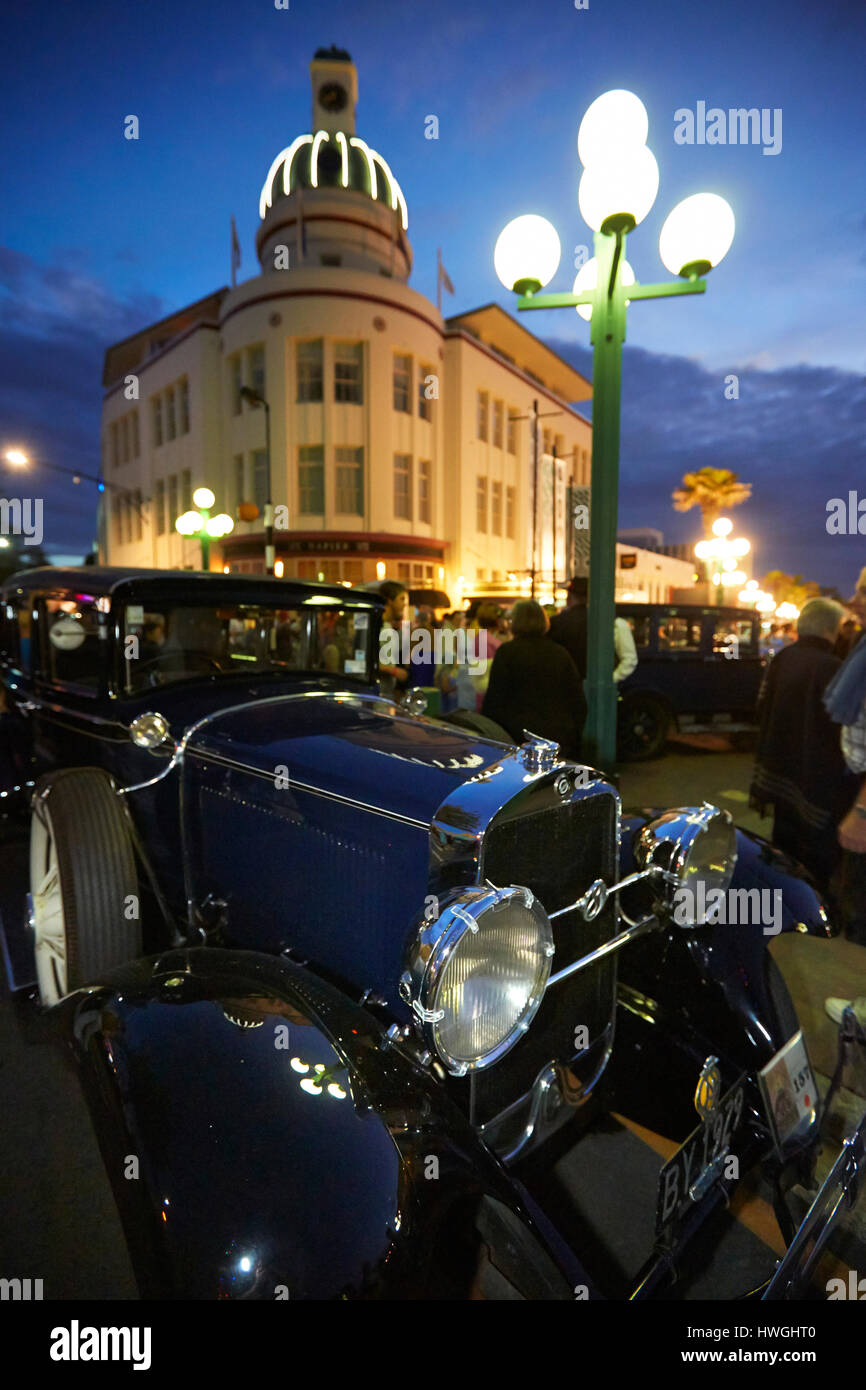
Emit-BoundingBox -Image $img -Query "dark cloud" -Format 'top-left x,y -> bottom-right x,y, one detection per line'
0,248 -> 165,553
546,336 -> 866,592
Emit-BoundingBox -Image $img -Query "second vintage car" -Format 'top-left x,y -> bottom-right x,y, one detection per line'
0,566 -> 861,1300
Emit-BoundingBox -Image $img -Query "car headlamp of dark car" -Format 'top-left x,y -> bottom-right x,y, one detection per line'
631,803 -> 737,925
401,885 -> 555,1075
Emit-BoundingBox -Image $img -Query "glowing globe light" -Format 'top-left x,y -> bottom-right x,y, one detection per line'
206,514 -> 235,538
745,579 -> 758,591
712,517 -> 733,537
729,537 -> 750,556
577,90 -> 649,168
193,486 -> 216,510
572,256 -> 635,320
175,510 -> 202,536
4,449 -> 28,466
659,193 -> 735,278
578,145 -> 659,232
494,215 -> 561,294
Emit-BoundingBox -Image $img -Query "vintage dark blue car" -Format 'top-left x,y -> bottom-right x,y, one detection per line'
0,567 -> 862,1300
617,603 -> 765,759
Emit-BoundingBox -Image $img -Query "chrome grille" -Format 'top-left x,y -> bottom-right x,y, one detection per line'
468,790 -> 618,1126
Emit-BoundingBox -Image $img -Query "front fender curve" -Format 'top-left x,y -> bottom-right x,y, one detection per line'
62,948 -> 586,1300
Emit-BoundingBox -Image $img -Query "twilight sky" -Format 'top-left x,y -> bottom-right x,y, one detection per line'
1,0 -> 865,588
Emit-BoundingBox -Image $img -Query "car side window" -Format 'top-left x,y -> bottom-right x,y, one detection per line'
657,616 -> 702,651
712,618 -> 755,657
623,614 -> 650,648
41,599 -> 102,692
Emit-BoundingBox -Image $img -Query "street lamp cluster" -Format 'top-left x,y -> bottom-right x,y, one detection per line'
493,88 -> 736,764
175,487 -> 234,570
694,517 -> 750,601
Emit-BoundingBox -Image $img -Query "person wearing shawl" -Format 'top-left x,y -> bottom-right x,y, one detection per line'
750,598 -> 856,893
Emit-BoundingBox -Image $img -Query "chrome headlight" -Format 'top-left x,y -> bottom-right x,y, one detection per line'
401,885 -> 554,1075
634,803 -> 737,926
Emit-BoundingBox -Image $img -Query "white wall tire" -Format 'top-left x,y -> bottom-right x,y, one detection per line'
30,769 -> 141,1007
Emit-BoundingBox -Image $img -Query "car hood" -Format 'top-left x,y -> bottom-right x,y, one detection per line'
184,691 -> 510,825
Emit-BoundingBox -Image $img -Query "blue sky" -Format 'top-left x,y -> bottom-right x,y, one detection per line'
1,0 -> 865,587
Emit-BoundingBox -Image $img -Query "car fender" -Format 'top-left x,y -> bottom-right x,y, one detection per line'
607,815 -> 832,1137
60,947 -> 587,1300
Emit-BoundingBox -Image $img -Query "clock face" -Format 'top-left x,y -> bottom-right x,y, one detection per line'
318,82 -> 347,113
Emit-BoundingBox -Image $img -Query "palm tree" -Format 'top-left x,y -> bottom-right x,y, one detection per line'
672,467 -> 752,536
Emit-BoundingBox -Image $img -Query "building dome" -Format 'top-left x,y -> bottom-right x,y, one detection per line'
258,130 -> 407,230
255,48 -> 410,279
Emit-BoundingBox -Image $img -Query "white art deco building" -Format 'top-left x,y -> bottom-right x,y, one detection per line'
100,46 -> 593,603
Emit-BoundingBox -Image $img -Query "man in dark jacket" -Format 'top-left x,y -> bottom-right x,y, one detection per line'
750,597 -> 856,890
548,576 -> 588,675
482,599 -> 586,758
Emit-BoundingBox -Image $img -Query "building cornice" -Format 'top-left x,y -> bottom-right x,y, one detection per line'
102,320 -> 220,402
219,284 -> 443,335
444,328 -> 592,422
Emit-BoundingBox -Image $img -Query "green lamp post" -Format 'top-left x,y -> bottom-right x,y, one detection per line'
175,487 -> 235,570
494,90 -> 735,768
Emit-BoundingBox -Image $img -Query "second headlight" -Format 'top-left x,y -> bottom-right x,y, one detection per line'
401,885 -> 554,1075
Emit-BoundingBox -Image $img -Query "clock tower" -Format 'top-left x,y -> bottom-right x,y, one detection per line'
310,45 -> 358,135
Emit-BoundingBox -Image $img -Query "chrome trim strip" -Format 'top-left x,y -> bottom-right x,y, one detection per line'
187,744 -> 430,830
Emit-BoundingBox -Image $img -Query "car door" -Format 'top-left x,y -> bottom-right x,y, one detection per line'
701,611 -> 764,716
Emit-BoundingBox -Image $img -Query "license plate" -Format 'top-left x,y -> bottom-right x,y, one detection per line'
656,1079 -> 746,1234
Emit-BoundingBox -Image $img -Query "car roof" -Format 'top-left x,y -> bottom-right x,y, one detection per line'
0,567 -> 383,608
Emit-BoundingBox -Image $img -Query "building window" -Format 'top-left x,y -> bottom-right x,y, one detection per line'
477,391 -> 489,442
110,422 -> 119,470
179,379 -> 190,434
476,476 -> 488,532
167,474 -> 178,533
154,480 -> 165,535
123,492 -> 133,545
397,562 -> 411,583
554,433 -> 565,458
491,481 -> 502,536
506,486 -> 515,539
298,445 -> 324,514
131,411 -> 140,457
152,396 -> 163,447
321,254 -> 342,266
394,453 -> 412,518
134,489 -> 143,542
335,446 -> 363,515
417,459 -> 431,524
297,340 -> 323,403
234,454 -> 245,508
507,409 -> 517,454
492,400 -> 503,448
229,357 -> 242,416
248,346 -> 266,399
334,341 -> 363,403
181,469 -> 192,512
542,428 -> 552,456
418,367 -> 433,420
120,415 -> 129,464
393,355 -> 411,413
112,496 -> 122,546
252,450 -> 268,512
165,388 -> 176,441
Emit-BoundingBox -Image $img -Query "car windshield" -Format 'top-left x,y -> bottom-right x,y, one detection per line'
122,601 -> 373,693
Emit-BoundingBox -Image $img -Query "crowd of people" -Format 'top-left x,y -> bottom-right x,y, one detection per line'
750,568 -> 866,974
374,575 -> 630,758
